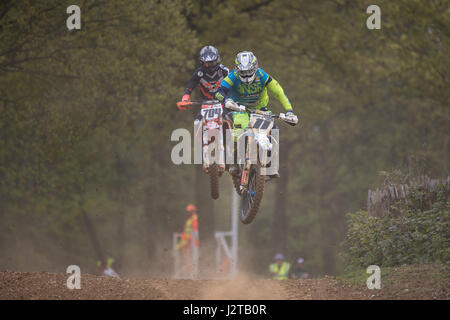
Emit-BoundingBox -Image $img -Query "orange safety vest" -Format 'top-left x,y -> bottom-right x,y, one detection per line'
179,213 -> 199,248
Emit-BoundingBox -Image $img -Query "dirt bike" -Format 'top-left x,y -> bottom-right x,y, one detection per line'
177,99 -> 231,199
225,102 -> 298,224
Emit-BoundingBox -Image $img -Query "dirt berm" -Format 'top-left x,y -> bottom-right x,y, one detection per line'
1,265 -> 448,300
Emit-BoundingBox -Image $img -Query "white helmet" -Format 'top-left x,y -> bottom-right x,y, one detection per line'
235,51 -> 258,84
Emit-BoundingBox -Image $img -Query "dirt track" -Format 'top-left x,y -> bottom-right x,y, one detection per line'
1,267 -> 448,300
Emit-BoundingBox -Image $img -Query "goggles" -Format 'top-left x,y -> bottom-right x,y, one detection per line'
238,68 -> 255,78
203,60 -> 219,68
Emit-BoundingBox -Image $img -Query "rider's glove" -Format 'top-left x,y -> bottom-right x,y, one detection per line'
285,110 -> 298,126
177,94 -> 192,110
225,99 -> 243,112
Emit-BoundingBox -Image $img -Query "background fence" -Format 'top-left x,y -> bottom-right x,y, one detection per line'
367,175 -> 449,217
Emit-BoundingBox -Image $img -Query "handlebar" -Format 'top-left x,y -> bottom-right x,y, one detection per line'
225,101 -> 298,125
177,100 -> 298,125
176,100 -> 220,110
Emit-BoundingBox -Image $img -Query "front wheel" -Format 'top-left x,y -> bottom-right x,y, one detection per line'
240,163 -> 265,224
209,163 -> 219,199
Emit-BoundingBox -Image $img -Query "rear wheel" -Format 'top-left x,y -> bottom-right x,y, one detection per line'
210,163 -> 219,199
240,163 -> 265,224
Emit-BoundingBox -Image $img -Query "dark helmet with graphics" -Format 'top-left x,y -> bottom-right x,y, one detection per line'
235,51 -> 258,84
199,45 -> 221,72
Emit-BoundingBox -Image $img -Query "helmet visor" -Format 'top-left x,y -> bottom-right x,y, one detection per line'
203,60 -> 219,69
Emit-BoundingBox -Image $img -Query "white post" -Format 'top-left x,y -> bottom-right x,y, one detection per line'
192,229 -> 199,279
172,233 -> 181,278
231,184 -> 239,277
215,234 -> 221,274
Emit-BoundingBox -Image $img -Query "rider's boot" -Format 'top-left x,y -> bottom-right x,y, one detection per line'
228,164 -> 240,177
269,172 -> 280,179
194,112 -> 202,127
264,158 -> 279,179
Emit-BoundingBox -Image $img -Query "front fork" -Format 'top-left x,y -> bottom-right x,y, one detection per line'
240,133 -> 270,192
240,135 -> 252,192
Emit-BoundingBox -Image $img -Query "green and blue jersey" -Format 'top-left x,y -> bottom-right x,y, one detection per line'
215,68 -> 293,111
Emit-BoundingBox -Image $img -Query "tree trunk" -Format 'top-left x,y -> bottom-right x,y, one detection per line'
318,127 -> 336,275
114,153 -> 126,274
271,141 -> 292,255
116,209 -> 125,273
145,154 -> 157,273
80,209 -> 105,264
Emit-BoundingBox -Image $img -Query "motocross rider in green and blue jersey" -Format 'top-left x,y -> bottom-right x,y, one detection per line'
215,51 -> 298,178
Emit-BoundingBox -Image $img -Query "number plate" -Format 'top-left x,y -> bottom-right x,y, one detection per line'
201,103 -> 223,121
250,114 -> 273,131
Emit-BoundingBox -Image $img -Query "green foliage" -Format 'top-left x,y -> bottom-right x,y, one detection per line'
342,185 -> 450,270
0,0 -> 199,274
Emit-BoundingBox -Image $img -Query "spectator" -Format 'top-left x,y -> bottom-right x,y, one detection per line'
290,257 -> 309,279
269,253 -> 290,280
